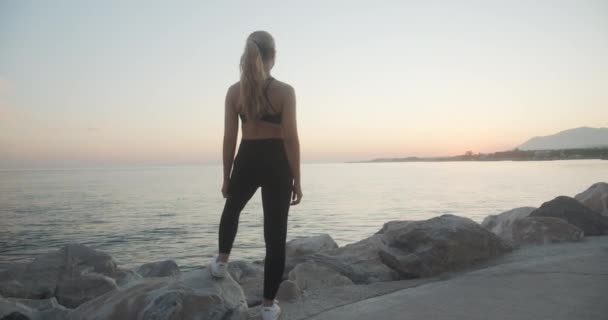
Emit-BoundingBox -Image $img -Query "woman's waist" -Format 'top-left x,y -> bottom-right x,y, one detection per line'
240,137 -> 284,146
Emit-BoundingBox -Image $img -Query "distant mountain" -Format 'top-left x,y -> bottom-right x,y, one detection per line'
518,127 -> 608,151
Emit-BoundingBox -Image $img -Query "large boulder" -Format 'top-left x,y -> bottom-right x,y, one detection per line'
275,280 -> 302,302
0,243 -> 118,301
510,217 -> 584,245
68,268 -> 248,320
286,234 -> 338,258
0,297 -> 35,320
301,234 -> 400,284
227,260 -> 263,283
55,274 -> 118,308
136,260 -> 180,278
530,196 -> 608,236
575,182 -> 608,216
378,215 -> 511,278
4,297 -> 70,320
480,207 -> 584,246
481,207 -> 537,238
226,261 -> 264,307
110,268 -> 142,288
288,261 -> 353,290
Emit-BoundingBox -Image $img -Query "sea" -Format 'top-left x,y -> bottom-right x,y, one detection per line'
1,160 -> 606,270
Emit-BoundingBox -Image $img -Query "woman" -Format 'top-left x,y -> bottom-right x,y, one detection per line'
209,30 -> 302,320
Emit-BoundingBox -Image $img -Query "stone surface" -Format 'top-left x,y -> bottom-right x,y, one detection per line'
510,217 -> 584,245
481,207 -> 585,246
0,243 -> 118,300
4,297 -> 70,320
286,234 -> 338,258
0,297 -> 34,320
304,234 -> 400,284
275,280 -> 302,302
55,273 -> 118,308
226,261 -> 264,307
110,268 -> 142,288
530,196 -> 608,236
288,262 -> 353,291
136,260 -> 180,278
575,182 -> 608,216
378,215 -> 511,278
481,207 -> 537,238
305,236 -> 608,320
228,260 -> 263,283
68,268 -> 248,320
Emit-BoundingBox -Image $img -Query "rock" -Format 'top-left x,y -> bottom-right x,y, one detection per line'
481,207 -> 537,237
294,234 -> 400,284
227,260 -> 263,283
288,261 -> 353,290
225,261 -> 264,307
286,234 -> 338,258
0,281 -> 26,299
4,243 -> 118,300
110,268 -> 142,288
55,273 -> 118,308
0,297 -> 34,320
5,297 -> 69,320
0,263 -> 28,283
377,220 -> 414,234
6,297 -> 62,312
530,196 -> 608,236
510,217 -> 584,245
136,260 -> 180,278
575,182 -> 608,216
238,277 -> 263,307
68,268 -> 247,320
379,215 -> 511,278
62,243 -> 117,276
275,280 -> 301,302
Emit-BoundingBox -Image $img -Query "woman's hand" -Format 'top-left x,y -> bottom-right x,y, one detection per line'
291,182 -> 303,205
221,179 -> 230,199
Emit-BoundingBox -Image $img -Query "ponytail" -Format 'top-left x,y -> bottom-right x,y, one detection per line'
239,31 -> 276,121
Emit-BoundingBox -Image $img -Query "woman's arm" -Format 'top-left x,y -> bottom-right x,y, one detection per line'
222,86 -> 238,197
282,85 -> 302,205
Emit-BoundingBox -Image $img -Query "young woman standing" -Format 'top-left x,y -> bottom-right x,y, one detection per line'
210,30 -> 302,320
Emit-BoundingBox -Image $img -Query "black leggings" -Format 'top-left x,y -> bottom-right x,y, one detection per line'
218,138 -> 293,300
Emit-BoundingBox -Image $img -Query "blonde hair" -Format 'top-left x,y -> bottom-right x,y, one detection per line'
239,31 -> 276,120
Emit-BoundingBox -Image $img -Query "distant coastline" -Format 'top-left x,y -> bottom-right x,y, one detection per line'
358,147 -> 608,163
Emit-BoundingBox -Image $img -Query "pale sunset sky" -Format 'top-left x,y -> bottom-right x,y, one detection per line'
1,0 -> 607,168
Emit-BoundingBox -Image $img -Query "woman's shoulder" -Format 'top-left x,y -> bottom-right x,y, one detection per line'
270,78 -> 294,93
227,78 -> 295,99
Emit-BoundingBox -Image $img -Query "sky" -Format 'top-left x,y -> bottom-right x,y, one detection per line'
1,0 -> 607,168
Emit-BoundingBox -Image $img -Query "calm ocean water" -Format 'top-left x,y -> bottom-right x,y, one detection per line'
1,160 -> 606,270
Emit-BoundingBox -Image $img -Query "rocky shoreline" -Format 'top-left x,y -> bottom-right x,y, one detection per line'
1,182 -> 607,320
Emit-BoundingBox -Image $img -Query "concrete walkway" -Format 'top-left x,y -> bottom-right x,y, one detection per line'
306,237 -> 608,320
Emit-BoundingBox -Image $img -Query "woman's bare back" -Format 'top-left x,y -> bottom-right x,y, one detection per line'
227,78 -> 294,140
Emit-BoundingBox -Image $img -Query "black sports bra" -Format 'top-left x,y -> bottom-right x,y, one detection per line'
239,77 -> 281,125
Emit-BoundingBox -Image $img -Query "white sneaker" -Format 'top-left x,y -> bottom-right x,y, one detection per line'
260,300 -> 281,320
209,259 -> 228,278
